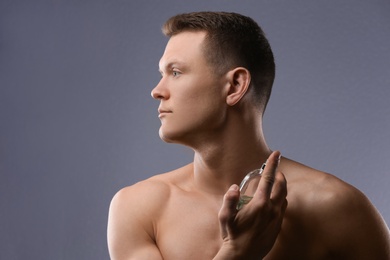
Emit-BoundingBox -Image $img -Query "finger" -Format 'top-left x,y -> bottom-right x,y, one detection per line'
270,171 -> 288,205
273,198 -> 288,236
218,184 -> 240,239
256,151 -> 281,200
282,198 -> 288,214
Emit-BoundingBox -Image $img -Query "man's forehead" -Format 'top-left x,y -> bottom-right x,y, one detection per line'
159,31 -> 207,70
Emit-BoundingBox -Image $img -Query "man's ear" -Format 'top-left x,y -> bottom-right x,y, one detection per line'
225,67 -> 251,106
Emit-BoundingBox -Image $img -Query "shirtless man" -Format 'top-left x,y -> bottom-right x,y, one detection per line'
107,12 -> 390,259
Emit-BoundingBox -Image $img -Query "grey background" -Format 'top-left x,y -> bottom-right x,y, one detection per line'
1,1 -> 389,259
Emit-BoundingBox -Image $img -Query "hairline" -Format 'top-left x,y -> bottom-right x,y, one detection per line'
166,29 -> 233,76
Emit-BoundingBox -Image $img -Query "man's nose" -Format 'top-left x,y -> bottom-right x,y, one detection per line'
151,78 -> 169,100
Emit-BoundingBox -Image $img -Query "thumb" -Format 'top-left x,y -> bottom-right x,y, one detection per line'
219,184 -> 240,239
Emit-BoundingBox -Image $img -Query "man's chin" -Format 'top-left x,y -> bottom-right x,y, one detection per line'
159,129 -> 190,145
159,129 -> 176,143
160,136 -> 175,143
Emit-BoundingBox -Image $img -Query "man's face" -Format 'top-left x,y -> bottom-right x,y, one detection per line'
151,31 -> 228,145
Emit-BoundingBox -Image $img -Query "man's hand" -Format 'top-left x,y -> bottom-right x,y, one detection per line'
216,151 -> 288,259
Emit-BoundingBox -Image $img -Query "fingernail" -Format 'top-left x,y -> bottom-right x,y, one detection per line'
230,184 -> 239,191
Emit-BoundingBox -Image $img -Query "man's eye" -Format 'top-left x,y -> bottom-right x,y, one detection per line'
172,71 -> 180,77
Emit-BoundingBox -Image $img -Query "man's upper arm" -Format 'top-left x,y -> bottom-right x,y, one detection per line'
323,183 -> 390,259
343,189 -> 390,259
107,185 -> 164,260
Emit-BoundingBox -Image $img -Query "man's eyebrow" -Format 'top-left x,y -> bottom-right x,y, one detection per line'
159,60 -> 187,73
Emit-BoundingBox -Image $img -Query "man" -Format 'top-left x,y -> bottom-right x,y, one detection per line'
107,12 -> 390,259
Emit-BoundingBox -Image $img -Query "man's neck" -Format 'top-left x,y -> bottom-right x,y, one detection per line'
191,126 -> 271,195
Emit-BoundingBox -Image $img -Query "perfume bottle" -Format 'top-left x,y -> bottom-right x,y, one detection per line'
236,163 -> 266,210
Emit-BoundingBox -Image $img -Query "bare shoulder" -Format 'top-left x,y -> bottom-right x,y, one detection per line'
110,175 -> 171,217
107,164 -> 193,260
109,163 -> 193,218
281,158 -> 390,259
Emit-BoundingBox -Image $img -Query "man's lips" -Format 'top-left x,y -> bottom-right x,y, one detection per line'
158,109 -> 172,117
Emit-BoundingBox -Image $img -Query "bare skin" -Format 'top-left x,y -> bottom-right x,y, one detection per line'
107,31 -> 390,259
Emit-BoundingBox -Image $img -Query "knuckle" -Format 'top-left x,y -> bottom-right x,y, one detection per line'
252,196 -> 287,218
252,197 -> 271,212
263,172 -> 275,183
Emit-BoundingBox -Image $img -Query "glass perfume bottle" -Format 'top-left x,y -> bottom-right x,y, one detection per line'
237,163 -> 266,210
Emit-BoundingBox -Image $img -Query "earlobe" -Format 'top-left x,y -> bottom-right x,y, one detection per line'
226,67 -> 251,106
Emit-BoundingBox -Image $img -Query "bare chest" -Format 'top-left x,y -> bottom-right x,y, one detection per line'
155,192 -> 223,259
153,189 -> 329,260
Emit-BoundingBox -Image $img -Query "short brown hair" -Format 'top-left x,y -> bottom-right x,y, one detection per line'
163,11 -> 275,110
